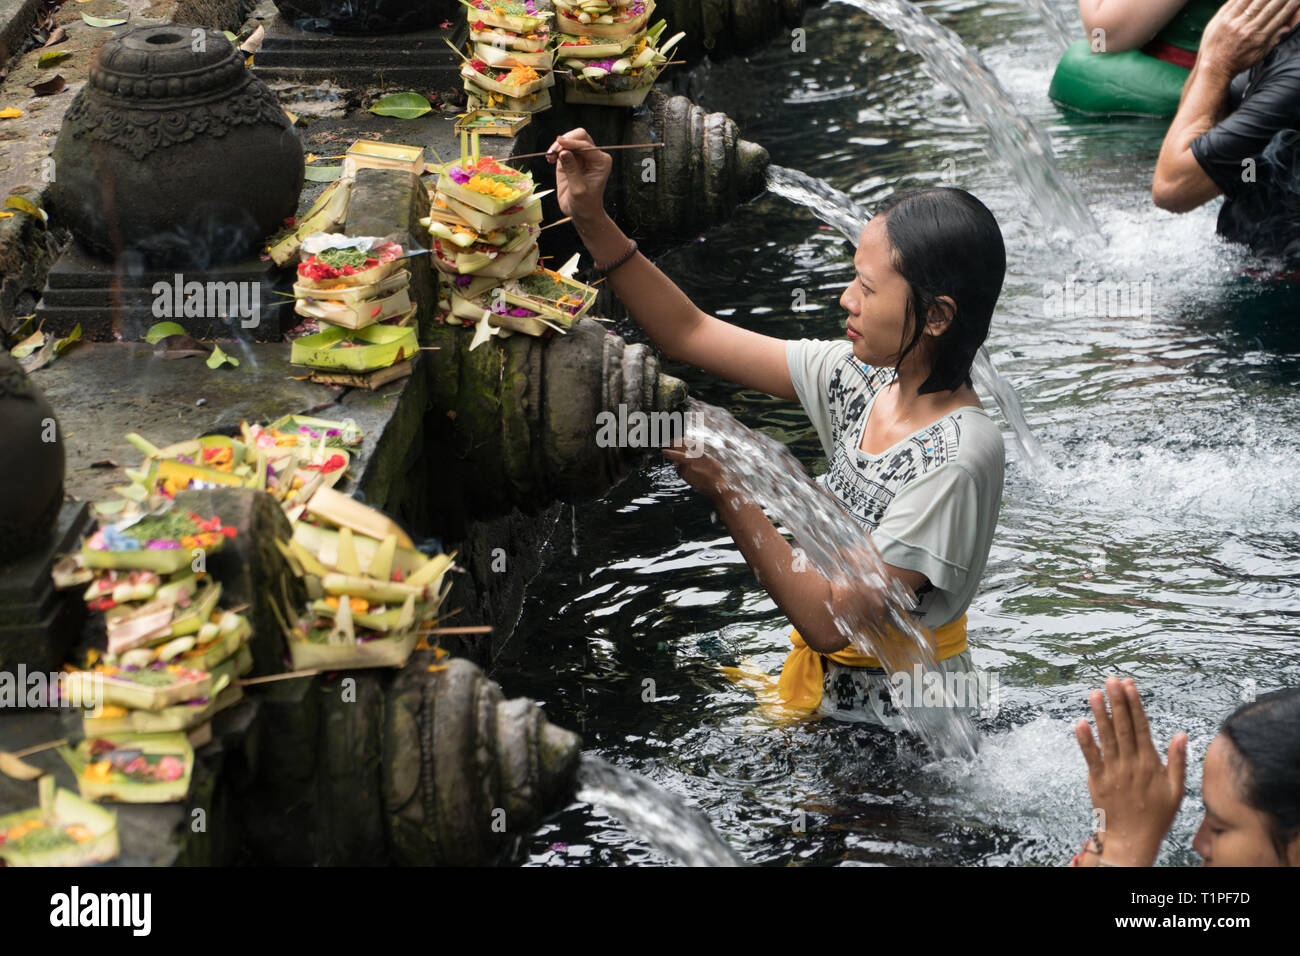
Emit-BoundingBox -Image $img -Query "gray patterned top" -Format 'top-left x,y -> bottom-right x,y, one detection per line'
786,338 -> 1005,628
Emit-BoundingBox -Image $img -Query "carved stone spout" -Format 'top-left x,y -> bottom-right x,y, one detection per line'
425,318 -> 688,518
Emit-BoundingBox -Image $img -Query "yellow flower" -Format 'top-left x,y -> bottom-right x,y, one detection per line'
84,761 -> 114,784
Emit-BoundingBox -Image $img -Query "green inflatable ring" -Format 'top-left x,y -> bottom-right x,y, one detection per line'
1049,39 -> 1191,118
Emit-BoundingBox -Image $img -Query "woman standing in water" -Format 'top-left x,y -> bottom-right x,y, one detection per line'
548,129 -> 1006,726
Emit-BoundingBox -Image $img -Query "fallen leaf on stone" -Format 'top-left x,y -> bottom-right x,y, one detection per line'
53,324 -> 82,357
81,13 -> 129,28
38,51 -> 70,69
28,74 -> 66,96
0,108 -> 22,119
89,459 -> 118,469
11,329 -> 45,359
0,212 -> 12,219
206,344 -> 240,369
222,30 -> 238,43
284,108 -> 299,125
368,92 -> 432,119
42,26 -> 67,46
154,333 -> 208,359
144,320 -> 185,344
5,195 -> 48,223
304,164 -> 342,182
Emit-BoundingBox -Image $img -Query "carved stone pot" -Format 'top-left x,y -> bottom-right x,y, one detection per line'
0,351 -> 64,565
48,26 -> 304,268
271,0 -> 452,35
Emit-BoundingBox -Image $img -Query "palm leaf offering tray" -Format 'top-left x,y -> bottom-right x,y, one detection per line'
560,18 -> 682,105
436,155 -> 536,215
101,576 -> 223,656
81,504 -> 233,574
455,109 -> 532,136
272,495 -> 455,672
504,267 -> 599,322
342,140 -> 425,177
468,22 -> 550,53
260,416 -> 364,450
294,282 -> 412,330
268,177 -> 352,268
296,236 -> 404,290
84,680 -> 243,736
0,778 -> 119,867
461,0 -> 553,34
554,0 -> 653,38
461,58 -> 555,98
69,659 -> 212,712
293,269 -> 410,309
289,322 -> 418,373
431,223 -> 540,279
474,41 -> 553,70
61,733 -> 194,804
432,188 -> 548,233
467,84 -> 552,114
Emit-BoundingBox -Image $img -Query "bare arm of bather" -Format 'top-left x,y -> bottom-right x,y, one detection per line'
662,445 -> 928,656
1153,0 -> 1300,211
547,128 -> 797,402
1078,0 -> 1189,53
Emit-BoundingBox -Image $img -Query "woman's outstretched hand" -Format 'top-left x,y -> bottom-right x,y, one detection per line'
1074,677 -> 1189,866
546,128 -> 613,227
662,442 -> 730,501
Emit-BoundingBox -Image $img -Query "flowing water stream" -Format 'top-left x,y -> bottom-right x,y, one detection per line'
495,0 -> 1300,865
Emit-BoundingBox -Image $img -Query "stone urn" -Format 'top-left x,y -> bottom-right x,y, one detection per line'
0,351 -> 64,566
48,26 -> 304,268
271,0 -> 454,34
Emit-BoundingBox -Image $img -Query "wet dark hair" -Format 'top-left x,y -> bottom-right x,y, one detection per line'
874,188 -> 1006,394
1221,688 -> 1300,864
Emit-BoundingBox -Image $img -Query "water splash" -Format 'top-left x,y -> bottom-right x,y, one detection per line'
1010,0 -> 1074,52
766,165 -> 871,242
833,0 -> 1097,237
577,756 -> 746,866
686,399 -> 981,759
970,347 -> 1050,475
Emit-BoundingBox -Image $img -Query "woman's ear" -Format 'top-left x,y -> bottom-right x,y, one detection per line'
926,296 -> 956,337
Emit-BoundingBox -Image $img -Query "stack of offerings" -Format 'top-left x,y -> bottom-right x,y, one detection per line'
51,503 -> 253,803
460,0 -> 556,114
290,234 -> 417,389
554,2 -> 682,105
0,777 -> 119,866
115,416 -> 360,522
428,134 -> 599,339
270,485 -> 455,671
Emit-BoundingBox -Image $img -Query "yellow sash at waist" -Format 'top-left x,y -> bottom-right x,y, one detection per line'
774,615 -> 969,712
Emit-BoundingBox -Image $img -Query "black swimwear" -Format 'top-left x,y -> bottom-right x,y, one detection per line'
1191,24 -> 1300,261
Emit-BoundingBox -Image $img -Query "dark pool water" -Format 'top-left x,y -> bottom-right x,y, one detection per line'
492,0 -> 1300,866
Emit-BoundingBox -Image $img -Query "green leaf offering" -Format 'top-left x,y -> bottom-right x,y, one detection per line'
368,92 -> 432,119
145,321 -> 186,344
206,344 -> 240,370
81,13 -> 129,27
304,164 -> 343,182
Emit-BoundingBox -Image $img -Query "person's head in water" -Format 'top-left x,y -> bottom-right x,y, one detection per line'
840,188 -> 1006,393
1197,688 -> 1300,866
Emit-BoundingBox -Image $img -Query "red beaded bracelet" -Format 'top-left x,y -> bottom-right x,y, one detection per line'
592,239 -> 638,277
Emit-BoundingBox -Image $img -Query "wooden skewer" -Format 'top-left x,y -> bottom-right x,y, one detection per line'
420,625 -> 492,636
9,738 -> 67,760
239,669 -> 321,686
503,142 -> 664,162
540,216 -> 573,232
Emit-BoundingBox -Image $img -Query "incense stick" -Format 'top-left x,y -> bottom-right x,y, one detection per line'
540,216 -> 573,232
421,625 -> 492,636
239,669 -> 321,686
504,143 -> 664,162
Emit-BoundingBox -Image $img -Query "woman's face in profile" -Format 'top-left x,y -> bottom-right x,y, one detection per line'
840,216 -> 915,369
1192,733 -> 1298,866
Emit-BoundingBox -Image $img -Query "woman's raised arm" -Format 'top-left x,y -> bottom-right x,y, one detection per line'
548,129 -> 796,402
